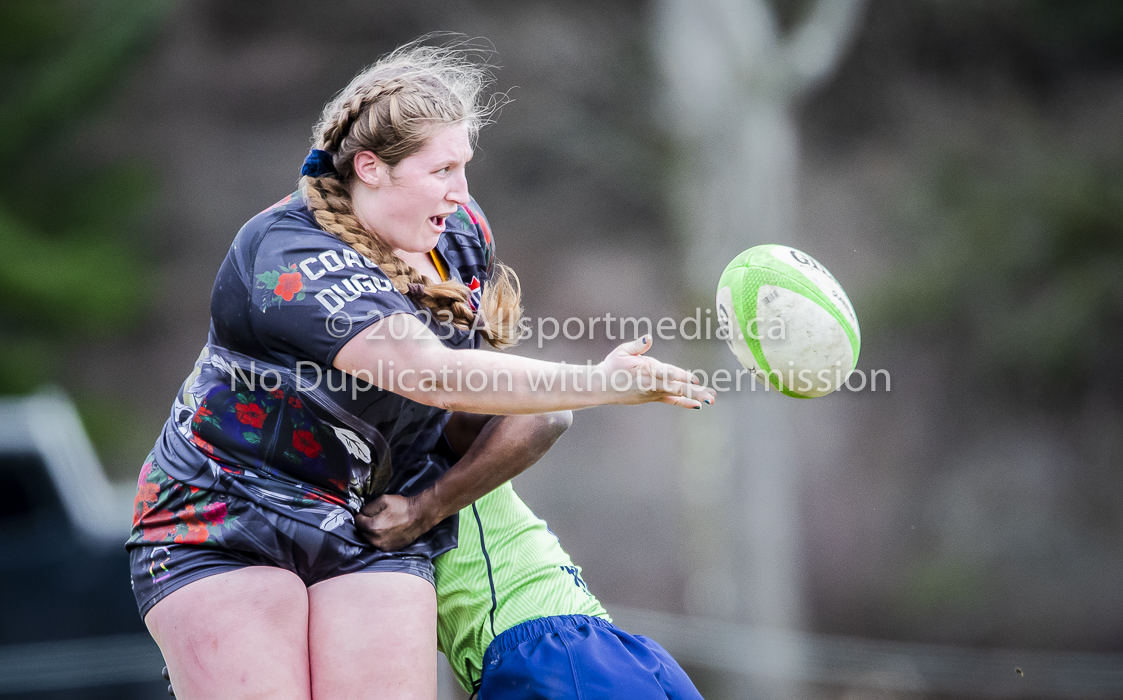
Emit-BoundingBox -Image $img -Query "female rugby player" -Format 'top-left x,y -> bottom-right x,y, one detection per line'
128,40 -> 713,700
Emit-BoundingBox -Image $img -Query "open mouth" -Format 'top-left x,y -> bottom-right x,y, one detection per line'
429,215 -> 447,228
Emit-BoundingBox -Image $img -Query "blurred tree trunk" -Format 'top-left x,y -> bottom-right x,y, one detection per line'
653,0 -> 864,696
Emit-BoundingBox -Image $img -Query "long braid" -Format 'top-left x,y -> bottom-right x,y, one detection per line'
300,44 -> 520,347
316,81 -> 416,160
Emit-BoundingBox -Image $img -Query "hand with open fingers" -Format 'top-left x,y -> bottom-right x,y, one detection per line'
354,494 -> 430,551
597,336 -> 716,408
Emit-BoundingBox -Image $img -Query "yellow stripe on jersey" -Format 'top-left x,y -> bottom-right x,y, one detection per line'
429,249 -> 449,282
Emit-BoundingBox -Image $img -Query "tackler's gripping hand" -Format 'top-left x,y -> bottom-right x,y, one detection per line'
355,494 -> 431,552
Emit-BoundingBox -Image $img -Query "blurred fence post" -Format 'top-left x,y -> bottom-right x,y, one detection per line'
652,0 -> 865,696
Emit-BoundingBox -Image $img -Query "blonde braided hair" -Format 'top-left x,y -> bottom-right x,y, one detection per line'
301,40 -> 521,348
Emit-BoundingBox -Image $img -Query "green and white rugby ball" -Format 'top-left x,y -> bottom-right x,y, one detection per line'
716,245 -> 860,398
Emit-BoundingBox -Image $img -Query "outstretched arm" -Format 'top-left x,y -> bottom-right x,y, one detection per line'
335,319 -> 715,413
355,410 -> 572,551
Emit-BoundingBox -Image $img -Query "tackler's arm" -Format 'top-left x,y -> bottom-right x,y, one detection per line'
356,410 -> 572,551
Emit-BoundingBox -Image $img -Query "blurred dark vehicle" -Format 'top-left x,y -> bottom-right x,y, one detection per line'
0,391 -> 164,698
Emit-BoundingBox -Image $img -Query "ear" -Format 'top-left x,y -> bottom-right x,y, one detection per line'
353,150 -> 387,187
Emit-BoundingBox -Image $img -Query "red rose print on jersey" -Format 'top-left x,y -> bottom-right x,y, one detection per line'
256,263 -> 307,309
141,509 -> 179,542
235,402 -> 266,428
274,271 -> 304,301
293,429 -> 322,459
174,505 -> 210,545
133,481 -> 159,525
201,501 -> 228,526
137,457 -> 154,485
191,435 -> 215,456
192,405 -> 213,426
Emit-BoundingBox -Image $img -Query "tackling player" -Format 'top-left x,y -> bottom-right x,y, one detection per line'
360,411 -> 704,699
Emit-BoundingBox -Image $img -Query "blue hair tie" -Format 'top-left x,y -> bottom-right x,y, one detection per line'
301,149 -> 337,178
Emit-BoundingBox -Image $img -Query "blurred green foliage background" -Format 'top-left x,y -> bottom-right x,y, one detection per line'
874,149 -> 1123,403
0,0 -> 170,462
820,0 -> 1123,407
0,0 -> 167,393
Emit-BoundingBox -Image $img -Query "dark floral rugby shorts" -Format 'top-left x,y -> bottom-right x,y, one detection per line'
126,453 -> 433,618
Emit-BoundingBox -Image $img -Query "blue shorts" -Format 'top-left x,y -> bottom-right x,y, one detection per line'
478,615 -> 703,700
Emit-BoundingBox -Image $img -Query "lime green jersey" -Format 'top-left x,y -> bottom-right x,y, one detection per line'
435,482 -> 609,692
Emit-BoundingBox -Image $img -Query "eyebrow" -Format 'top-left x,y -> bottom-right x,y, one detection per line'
438,150 -> 473,168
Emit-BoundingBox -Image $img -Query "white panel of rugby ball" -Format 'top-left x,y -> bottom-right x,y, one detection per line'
716,245 -> 861,398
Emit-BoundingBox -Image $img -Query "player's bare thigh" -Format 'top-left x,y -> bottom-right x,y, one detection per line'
144,566 -> 311,700
308,571 -> 438,700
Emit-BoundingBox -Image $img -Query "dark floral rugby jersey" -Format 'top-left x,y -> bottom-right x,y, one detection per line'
142,192 -> 495,551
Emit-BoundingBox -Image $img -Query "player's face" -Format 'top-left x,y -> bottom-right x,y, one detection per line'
353,122 -> 473,254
